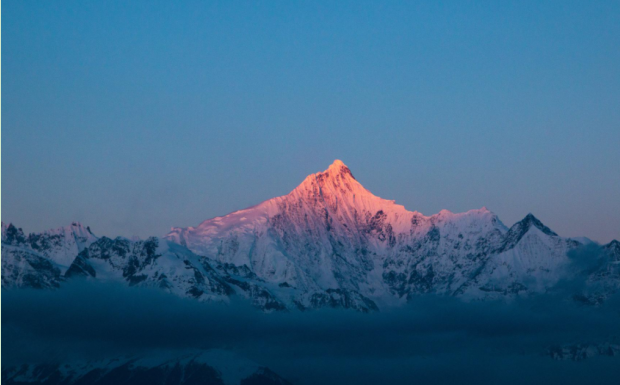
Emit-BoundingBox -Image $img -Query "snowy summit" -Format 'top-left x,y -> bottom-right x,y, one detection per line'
3,160 -> 619,311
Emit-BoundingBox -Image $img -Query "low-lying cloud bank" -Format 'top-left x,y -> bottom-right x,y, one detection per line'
3,276 -> 620,385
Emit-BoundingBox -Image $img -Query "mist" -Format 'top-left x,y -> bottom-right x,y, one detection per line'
3,274 -> 620,385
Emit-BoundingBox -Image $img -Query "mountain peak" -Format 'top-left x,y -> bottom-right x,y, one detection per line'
322,159 -> 355,179
327,159 -> 346,169
520,213 -> 558,236
496,213 -> 559,253
605,239 -> 620,250
292,159 -> 359,195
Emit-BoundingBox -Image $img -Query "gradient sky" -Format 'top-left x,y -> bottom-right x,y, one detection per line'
2,1 -> 619,243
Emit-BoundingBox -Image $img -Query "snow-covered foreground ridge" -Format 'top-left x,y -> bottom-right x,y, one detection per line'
3,160 -> 619,311
2,349 -> 292,385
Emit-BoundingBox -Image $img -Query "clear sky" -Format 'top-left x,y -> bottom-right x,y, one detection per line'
2,1 -> 619,243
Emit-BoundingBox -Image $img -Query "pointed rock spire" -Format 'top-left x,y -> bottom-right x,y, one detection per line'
520,213 -> 557,237
496,213 -> 558,253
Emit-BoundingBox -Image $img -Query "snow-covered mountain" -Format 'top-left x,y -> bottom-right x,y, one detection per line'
1,222 -> 97,289
164,160 -> 616,307
2,160 -> 618,310
64,236 -> 288,310
2,222 -> 97,272
1,349 -> 292,385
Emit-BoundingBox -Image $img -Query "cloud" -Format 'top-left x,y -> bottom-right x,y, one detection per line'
2,280 -> 620,384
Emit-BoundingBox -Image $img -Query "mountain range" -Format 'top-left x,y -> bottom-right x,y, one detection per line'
3,160 -> 619,312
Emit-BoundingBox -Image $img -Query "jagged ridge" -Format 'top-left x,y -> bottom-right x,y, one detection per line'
1,349 -> 292,385
2,160 -> 618,310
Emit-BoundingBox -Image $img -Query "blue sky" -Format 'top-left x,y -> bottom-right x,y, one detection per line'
2,1 -> 619,242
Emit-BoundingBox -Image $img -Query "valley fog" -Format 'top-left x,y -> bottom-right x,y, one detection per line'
3,280 -> 620,385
